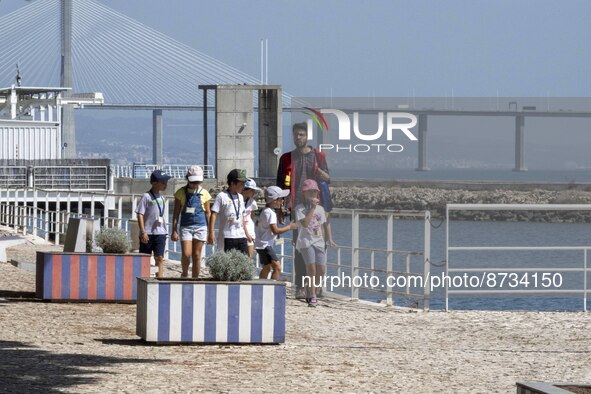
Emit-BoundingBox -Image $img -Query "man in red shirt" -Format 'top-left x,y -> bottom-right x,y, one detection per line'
277,122 -> 334,298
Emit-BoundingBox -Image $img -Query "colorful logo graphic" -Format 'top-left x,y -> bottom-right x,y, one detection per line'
303,107 -> 329,131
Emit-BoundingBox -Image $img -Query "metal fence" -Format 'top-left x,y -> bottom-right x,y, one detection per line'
0,166 -> 27,188
112,164 -> 215,179
445,203 -> 591,311
0,165 -> 110,190
0,188 -> 431,310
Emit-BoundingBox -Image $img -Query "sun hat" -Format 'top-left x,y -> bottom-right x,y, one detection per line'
301,179 -> 320,192
265,186 -> 290,203
186,165 -> 204,182
244,178 -> 261,191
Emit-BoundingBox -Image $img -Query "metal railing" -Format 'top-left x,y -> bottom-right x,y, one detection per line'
112,164 -> 215,179
0,165 -> 109,190
0,188 -> 431,310
0,166 -> 27,188
445,204 -> 591,311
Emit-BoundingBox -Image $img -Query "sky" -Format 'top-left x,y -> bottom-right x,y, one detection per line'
2,0 -> 589,97
1,0 -> 590,172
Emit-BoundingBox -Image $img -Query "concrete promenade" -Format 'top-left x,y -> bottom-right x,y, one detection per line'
0,242 -> 590,393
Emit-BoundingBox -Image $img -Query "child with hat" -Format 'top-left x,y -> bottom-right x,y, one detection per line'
171,165 -> 212,278
136,169 -> 172,278
208,169 -> 249,255
241,178 -> 261,259
294,179 -> 327,307
255,186 -> 295,280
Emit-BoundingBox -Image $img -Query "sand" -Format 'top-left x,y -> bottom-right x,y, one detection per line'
0,242 -> 590,393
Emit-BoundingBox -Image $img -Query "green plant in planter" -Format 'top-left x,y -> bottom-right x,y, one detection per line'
94,227 -> 131,254
207,250 -> 255,281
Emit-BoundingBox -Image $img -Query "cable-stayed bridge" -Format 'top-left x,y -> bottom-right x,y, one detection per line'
0,0 -> 287,106
0,0 -> 289,170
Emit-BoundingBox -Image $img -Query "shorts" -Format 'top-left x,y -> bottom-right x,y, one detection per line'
180,225 -> 207,242
299,244 -> 326,265
256,246 -> 279,265
224,237 -> 249,255
139,234 -> 167,257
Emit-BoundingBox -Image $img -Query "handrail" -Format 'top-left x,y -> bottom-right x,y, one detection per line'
0,188 -> 431,310
445,203 -> 591,311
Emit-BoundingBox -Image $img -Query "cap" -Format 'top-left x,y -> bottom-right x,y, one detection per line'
187,165 -> 204,182
150,169 -> 172,183
227,168 -> 247,183
265,186 -> 290,203
302,179 -> 320,192
244,178 -> 261,191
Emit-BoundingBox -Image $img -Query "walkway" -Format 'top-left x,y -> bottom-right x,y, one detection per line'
0,243 -> 590,392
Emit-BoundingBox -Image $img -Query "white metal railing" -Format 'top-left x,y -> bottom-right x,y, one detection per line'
263,208 -> 432,310
33,166 -> 109,190
445,204 -> 591,311
0,166 -> 27,188
0,188 -> 431,309
112,164 -> 215,179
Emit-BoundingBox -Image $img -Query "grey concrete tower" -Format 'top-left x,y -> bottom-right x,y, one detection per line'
61,0 -> 76,158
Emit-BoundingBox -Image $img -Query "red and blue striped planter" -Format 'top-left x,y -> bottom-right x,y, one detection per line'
136,278 -> 286,344
36,252 -> 151,302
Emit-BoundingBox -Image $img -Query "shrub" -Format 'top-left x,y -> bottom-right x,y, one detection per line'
94,227 -> 131,254
207,250 -> 255,281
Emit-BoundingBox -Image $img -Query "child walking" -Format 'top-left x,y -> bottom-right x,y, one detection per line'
208,169 -> 249,255
294,179 -> 327,307
171,165 -> 211,278
241,178 -> 261,259
255,186 -> 294,280
136,170 -> 172,278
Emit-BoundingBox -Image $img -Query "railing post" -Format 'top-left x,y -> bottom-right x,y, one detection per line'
164,199 -> 170,260
337,248 -> 342,279
424,210 -> 431,311
131,195 -> 137,220
584,248 -> 588,312
33,189 -> 38,237
44,192 -> 49,241
90,194 -> 95,217
445,206 -> 449,311
55,192 -> 61,245
22,189 -> 28,236
406,253 -> 411,295
12,189 -> 18,230
118,196 -> 123,229
386,213 -> 394,306
351,210 -> 359,300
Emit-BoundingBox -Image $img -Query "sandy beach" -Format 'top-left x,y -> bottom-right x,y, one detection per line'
1,242 -> 590,393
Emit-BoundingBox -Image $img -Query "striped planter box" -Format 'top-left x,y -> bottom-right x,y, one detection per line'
136,278 -> 286,344
36,251 -> 151,302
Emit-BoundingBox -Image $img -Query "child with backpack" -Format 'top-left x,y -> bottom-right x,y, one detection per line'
171,165 -> 212,278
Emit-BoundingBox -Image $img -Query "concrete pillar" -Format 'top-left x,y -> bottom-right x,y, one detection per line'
416,114 -> 429,171
258,88 -> 282,178
153,109 -> 163,166
514,115 -> 527,171
61,0 -> 76,158
203,89 -> 208,166
215,87 -> 254,181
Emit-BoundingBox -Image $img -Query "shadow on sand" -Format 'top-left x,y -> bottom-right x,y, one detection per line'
0,340 -> 165,392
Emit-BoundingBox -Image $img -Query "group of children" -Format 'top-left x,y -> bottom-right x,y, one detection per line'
135,167 -> 328,306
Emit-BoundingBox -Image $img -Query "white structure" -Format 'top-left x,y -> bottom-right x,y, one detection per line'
0,85 -> 103,160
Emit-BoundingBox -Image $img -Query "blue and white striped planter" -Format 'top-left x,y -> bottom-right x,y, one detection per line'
136,278 -> 286,344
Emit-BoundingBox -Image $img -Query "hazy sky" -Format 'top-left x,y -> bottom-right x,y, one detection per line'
1,0 -> 590,171
2,0 -> 589,97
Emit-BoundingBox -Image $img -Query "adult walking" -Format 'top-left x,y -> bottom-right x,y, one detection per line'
277,122 -> 335,298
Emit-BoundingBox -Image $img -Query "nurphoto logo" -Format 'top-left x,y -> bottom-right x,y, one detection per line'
304,107 -> 419,153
